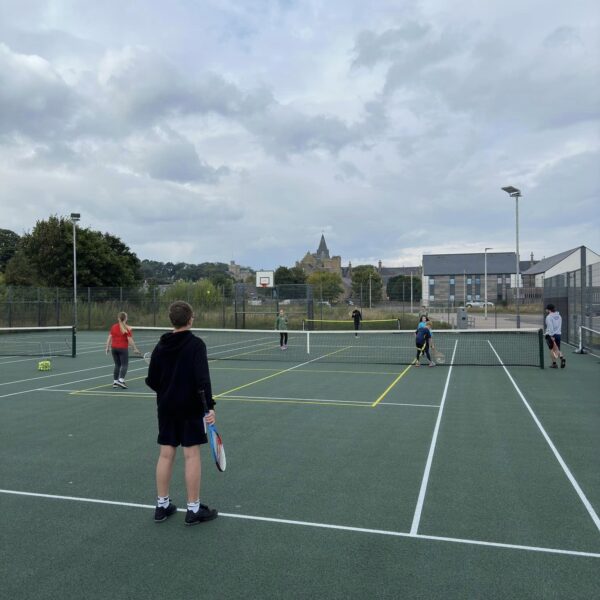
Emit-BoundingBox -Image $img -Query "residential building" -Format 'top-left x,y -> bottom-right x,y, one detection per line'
422,252 -> 528,306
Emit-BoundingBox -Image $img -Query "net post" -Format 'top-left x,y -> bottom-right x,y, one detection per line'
537,328 -> 544,369
71,326 -> 77,357
306,330 -> 310,355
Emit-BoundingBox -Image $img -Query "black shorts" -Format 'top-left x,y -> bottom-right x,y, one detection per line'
545,334 -> 561,350
157,414 -> 207,447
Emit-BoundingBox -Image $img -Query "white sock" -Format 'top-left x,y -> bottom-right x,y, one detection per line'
187,500 -> 200,513
157,495 -> 170,508
119,378 -> 125,382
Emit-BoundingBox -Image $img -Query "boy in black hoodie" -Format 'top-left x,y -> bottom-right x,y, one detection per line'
145,301 -> 218,526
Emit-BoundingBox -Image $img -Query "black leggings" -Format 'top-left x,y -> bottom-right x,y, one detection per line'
416,343 -> 431,361
112,348 -> 129,380
279,332 -> 288,347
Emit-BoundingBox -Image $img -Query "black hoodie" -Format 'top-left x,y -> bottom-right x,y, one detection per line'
145,330 -> 215,418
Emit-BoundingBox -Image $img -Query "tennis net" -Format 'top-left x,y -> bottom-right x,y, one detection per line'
0,326 -> 76,357
303,318 -> 400,330
577,326 -> 600,357
133,327 -> 544,367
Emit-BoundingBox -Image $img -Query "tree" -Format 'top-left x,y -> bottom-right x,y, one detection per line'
4,216 -> 142,287
307,271 -> 344,303
274,266 -> 307,285
0,229 -> 20,272
387,275 -> 421,302
351,265 -> 383,305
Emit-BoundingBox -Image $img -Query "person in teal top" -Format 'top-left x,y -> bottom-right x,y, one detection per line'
275,309 -> 288,350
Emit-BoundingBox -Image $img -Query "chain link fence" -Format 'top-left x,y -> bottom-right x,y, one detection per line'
544,253 -> 600,346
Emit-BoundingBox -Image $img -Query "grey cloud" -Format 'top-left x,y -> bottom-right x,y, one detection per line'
353,22 -> 431,68
0,43 -> 79,139
140,134 -> 230,184
335,161 -> 365,182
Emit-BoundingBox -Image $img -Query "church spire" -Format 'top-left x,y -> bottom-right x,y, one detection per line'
316,234 -> 330,259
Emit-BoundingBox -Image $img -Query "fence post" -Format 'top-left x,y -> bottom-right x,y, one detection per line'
221,286 -> 226,328
37,287 -> 42,327
7,286 -> 12,327
153,287 -> 157,326
56,287 -> 60,326
88,287 -> 92,330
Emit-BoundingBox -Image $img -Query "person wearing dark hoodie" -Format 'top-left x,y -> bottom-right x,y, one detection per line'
145,301 -> 219,526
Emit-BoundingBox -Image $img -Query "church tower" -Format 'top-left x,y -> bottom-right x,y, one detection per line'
316,234 -> 330,260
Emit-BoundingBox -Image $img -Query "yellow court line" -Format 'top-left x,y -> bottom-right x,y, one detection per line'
218,396 -> 368,408
69,391 -> 153,399
215,346 -> 352,398
71,375 -> 146,394
371,364 -> 413,407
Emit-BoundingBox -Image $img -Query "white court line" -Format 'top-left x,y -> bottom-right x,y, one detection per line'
0,365 -> 148,399
488,341 -> 600,534
221,394 -> 440,408
410,340 -> 458,535
0,345 -> 108,366
0,488 -> 598,559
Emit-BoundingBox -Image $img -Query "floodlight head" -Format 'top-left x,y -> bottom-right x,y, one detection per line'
70,213 -> 81,221
501,186 -> 521,197
485,247 -> 493,251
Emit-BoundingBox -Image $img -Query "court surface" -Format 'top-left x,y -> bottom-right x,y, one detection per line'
1,331 -> 599,599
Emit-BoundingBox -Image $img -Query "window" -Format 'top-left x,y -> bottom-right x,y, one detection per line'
449,277 -> 455,285
429,295 -> 435,301
467,294 -> 472,301
467,278 -> 472,285
475,294 -> 481,300
449,294 -> 455,301
429,279 -> 435,286
497,277 -> 502,284
505,277 -> 511,284
475,277 -> 480,284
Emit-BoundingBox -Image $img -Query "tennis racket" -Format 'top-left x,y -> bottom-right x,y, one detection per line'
432,348 -> 445,364
200,391 -> 226,472
143,352 -> 152,365
545,334 -> 560,360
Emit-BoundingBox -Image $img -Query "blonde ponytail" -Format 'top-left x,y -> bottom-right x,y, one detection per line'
118,312 -> 130,334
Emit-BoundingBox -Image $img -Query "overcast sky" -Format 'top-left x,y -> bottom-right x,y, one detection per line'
1,0 -> 598,270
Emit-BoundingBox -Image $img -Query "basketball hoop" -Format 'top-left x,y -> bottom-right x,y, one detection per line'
260,283 -> 268,288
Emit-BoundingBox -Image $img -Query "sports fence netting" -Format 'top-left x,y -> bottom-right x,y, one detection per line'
0,326 -> 76,357
133,327 -> 545,368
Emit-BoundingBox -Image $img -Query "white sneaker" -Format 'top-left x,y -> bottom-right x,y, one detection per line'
115,380 -> 128,389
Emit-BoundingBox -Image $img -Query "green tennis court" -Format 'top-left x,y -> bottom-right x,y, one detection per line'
1,330 -> 599,599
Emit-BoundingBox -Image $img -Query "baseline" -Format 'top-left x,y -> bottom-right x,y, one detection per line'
1,488 -> 597,559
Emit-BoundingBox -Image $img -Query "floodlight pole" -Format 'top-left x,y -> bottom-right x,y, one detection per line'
369,273 -> 372,309
484,247 -> 493,320
501,187 -> 522,328
410,272 -> 413,313
70,213 -> 81,329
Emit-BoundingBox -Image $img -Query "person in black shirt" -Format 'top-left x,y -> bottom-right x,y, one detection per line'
351,308 -> 362,337
414,321 -> 435,367
145,301 -> 218,526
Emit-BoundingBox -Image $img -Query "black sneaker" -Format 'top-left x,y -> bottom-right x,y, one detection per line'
560,356 -> 566,369
112,383 -> 119,388
154,503 -> 177,522
115,380 -> 128,389
184,504 -> 218,526
550,363 -> 558,369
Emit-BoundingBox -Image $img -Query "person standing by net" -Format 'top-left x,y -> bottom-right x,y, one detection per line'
105,312 -> 140,389
351,308 -> 362,337
275,308 -> 288,350
414,321 -> 435,367
145,301 -> 218,525
545,303 -> 566,369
